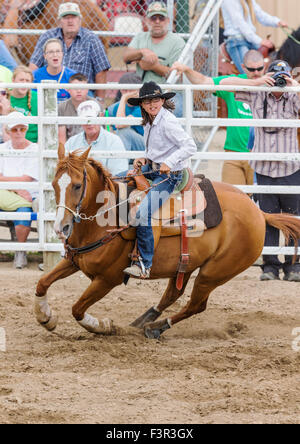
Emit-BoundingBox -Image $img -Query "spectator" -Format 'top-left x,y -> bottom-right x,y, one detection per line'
9,66 -> 38,143
0,40 -> 17,72
171,50 -> 266,186
221,0 -> 287,74
29,2 -> 111,99
0,112 -> 39,269
232,60 -> 300,282
33,38 -> 77,103
0,63 -> 12,83
58,73 -> 99,144
107,72 -> 145,155
65,100 -> 128,175
123,1 -> 185,116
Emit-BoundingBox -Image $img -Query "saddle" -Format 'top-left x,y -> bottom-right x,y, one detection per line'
115,170 -> 223,289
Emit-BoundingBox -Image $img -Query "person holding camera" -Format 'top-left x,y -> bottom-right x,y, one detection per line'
223,60 -> 300,281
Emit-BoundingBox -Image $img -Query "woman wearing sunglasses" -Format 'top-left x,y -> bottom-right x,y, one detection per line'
221,0 -> 288,74
0,112 -> 39,269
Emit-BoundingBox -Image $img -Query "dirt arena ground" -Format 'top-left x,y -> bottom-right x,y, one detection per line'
0,131 -> 299,424
0,262 -> 299,424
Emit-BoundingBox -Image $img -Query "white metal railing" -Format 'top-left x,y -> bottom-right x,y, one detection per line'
1,82 -> 300,256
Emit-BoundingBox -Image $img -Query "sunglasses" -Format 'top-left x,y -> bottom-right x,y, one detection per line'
10,127 -> 27,133
149,15 -> 166,22
0,90 -> 7,96
142,97 -> 162,105
244,65 -> 264,72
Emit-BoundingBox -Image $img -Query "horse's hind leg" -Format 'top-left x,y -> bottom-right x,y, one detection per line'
35,258 -> 78,331
144,269 -> 220,339
130,273 -> 192,328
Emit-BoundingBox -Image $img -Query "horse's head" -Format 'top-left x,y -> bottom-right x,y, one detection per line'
52,143 -> 91,239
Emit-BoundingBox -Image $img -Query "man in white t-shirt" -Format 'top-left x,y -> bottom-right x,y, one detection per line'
0,112 -> 39,269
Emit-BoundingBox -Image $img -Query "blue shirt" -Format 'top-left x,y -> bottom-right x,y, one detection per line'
109,102 -> 144,136
65,128 -> 128,176
33,66 -> 77,102
30,27 -> 111,84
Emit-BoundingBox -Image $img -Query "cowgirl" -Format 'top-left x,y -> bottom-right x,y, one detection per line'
123,81 -> 196,278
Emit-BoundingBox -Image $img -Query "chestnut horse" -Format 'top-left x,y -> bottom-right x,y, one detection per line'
34,146 -> 300,339
2,0 -> 109,65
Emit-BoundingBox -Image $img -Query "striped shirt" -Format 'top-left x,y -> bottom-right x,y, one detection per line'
236,91 -> 300,178
30,27 -> 111,84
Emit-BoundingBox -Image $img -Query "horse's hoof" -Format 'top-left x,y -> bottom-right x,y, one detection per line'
144,326 -> 161,339
41,311 -> 58,331
130,306 -> 161,329
144,318 -> 171,339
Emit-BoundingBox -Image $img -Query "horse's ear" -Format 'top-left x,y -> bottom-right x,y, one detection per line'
58,143 -> 65,160
80,146 -> 92,161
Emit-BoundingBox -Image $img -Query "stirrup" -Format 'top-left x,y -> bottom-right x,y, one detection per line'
123,262 -> 151,279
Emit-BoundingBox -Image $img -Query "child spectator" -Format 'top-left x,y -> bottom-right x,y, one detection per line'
58,73 -> 99,144
9,66 -> 38,143
108,72 -> 145,154
33,38 -> 77,103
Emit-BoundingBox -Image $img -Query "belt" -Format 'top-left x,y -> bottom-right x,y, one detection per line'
147,160 -> 183,175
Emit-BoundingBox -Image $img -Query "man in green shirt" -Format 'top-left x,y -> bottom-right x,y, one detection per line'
171,50 -> 265,185
123,1 -> 185,117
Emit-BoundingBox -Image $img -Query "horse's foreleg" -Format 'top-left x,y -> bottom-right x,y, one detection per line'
72,277 -> 115,335
35,258 -> 78,331
130,273 -> 192,328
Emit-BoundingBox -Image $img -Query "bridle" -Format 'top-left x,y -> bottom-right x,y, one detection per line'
56,168 -> 88,223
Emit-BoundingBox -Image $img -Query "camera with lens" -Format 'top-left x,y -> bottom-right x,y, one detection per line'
272,72 -> 289,87
267,60 -> 292,88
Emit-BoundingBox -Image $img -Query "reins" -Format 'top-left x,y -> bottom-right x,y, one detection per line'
280,26 -> 300,46
57,169 -> 169,223
59,168 -> 170,260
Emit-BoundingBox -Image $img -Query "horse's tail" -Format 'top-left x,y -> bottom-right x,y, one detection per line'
263,212 -> 300,261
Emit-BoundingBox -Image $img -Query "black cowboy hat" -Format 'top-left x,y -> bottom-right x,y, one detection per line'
127,81 -> 176,106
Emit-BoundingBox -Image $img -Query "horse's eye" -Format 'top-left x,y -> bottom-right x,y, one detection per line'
73,184 -> 81,191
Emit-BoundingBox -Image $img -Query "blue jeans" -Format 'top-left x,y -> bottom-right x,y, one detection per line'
0,40 -> 17,71
173,91 -> 183,117
116,127 -> 145,152
225,37 -> 259,74
0,206 -> 33,227
132,163 -> 183,268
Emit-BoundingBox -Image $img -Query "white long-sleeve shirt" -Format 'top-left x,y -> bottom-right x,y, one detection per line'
144,107 -> 197,171
221,0 -> 280,46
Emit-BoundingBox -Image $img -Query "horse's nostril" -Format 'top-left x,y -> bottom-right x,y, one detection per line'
62,225 -> 70,236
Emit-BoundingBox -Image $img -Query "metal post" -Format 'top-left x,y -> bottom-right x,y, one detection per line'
41,81 -> 61,271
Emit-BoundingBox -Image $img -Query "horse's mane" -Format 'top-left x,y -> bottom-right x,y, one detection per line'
277,26 -> 300,69
56,149 -> 116,193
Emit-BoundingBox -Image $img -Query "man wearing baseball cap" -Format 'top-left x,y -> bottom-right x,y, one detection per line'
29,2 -> 110,99
123,1 -> 185,116
65,100 -> 128,176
